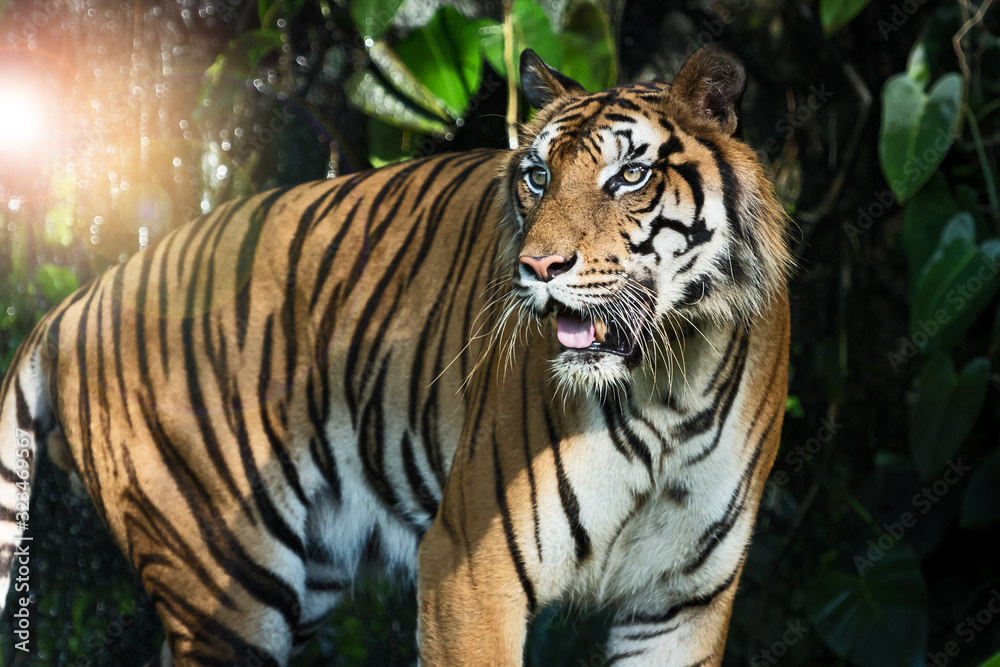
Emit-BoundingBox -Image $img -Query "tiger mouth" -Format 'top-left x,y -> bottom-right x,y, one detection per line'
551,306 -> 640,358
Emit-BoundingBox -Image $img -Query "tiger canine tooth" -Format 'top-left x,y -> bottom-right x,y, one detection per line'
594,317 -> 607,343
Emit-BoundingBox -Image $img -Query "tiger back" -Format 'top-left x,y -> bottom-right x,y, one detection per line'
0,45 -> 791,666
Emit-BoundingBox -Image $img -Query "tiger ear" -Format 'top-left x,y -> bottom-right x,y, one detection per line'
671,44 -> 746,136
519,49 -> 586,110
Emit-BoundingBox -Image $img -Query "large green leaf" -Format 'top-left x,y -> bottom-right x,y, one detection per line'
367,40 -> 454,122
344,71 -> 450,137
911,214 -> 1000,355
349,0 -> 404,39
820,0 -> 870,34
960,449 -> 1000,529
878,72 -> 961,203
901,175 -> 960,288
559,1 -> 616,92
34,264 -> 78,304
367,118 -> 425,168
482,0 -> 561,85
909,355 -> 990,481
394,6 -> 483,119
807,546 -> 927,667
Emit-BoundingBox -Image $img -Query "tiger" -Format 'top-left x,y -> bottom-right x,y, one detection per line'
0,44 -> 791,666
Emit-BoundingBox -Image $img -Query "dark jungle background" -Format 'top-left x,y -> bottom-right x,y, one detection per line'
1,0 -> 999,664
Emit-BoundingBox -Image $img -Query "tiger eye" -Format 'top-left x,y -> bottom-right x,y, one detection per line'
529,167 -> 547,188
622,165 -> 645,183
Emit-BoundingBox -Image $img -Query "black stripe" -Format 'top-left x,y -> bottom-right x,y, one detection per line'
542,402 -> 591,562
140,406 -> 302,631
76,282 -> 110,526
230,385 -> 309,558
157,233 -> 177,377
234,190 -> 288,350
109,265 -> 134,430
357,353 -> 423,531
684,331 -> 750,465
622,569 -> 737,626
151,584 -> 281,667
257,316 -> 309,511
492,432 -> 537,612
696,136 -> 747,247
604,112 -> 636,124
14,380 -> 31,432
306,376 -> 342,503
606,650 -> 646,665
308,198 -> 362,311
401,432 -> 439,521
343,221 -> 420,425
521,360 -> 543,561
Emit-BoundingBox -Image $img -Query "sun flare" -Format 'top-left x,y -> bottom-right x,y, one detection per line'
0,80 -> 47,155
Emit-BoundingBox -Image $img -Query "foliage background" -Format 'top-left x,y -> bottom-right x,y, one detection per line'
1,0 -> 999,665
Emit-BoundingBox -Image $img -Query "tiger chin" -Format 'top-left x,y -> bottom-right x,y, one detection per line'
1,45 -> 791,667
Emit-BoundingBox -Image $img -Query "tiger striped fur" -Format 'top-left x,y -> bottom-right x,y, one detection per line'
0,46 -> 791,666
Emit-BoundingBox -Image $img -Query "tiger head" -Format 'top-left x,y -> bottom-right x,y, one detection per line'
498,45 -> 791,393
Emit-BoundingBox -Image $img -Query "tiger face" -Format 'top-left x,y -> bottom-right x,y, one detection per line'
501,46 -> 790,392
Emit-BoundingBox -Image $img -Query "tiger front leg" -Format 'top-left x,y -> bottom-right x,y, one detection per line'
417,456 -> 532,666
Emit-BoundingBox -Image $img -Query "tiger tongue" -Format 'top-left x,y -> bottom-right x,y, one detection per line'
556,312 -> 595,348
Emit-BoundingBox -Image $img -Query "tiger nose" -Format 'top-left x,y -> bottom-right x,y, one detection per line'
519,254 -> 576,282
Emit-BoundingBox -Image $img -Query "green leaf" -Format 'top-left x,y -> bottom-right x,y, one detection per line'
910,355 -> 990,481
785,395 -> 804,419
960,449 -> 1000,529
34,264 -> 78,304
807,545 -> 927,667
906,38 -> 931,86
394,6 -> 483,119
345,70 -> 451,137
367,118 -> 425,167
819,0 -> 870,35
911,214 -> 1000,354
367,40 -> 454,122
901,175 -> 960,288
878,72 -> 962,203
559,1 -> 616,93
234,28 -> 284,70
349,0 -> 404,39
954,183 -> 990,238
980,649 -> 1000,667
482,0 -> 560,85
